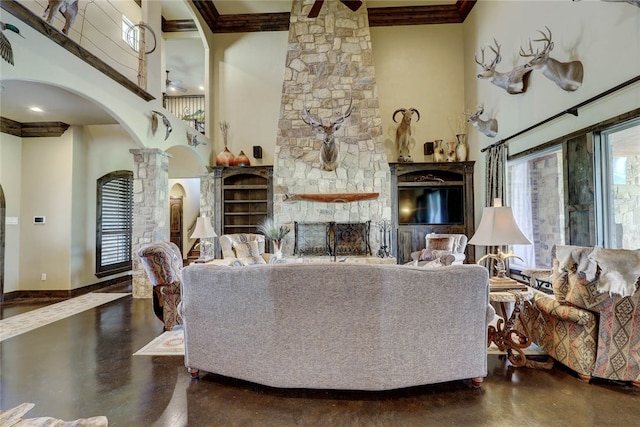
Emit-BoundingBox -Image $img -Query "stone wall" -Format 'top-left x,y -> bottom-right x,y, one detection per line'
130,148 -> 170,298
273,0 -> 391,256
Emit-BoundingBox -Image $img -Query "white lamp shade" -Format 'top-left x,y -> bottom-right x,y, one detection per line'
468,206 -> 531,246
190,216 -> 217,239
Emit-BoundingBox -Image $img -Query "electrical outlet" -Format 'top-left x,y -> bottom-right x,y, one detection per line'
41,273 -> 47,281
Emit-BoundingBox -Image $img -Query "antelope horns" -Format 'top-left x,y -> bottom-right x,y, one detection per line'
392,108 -> 407,122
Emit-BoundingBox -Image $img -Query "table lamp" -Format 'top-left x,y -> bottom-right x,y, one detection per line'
191,216 -> 217,260
468,198 -> 531,287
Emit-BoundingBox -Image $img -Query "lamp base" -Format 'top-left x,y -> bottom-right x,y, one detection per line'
490,276 -> 527,292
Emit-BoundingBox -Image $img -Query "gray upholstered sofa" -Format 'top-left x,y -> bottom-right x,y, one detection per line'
180,262 -> 493,390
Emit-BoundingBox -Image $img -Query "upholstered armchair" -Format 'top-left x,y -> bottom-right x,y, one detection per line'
517,245 -> 640,385
410,233 -> 468,265
136,242 -> 183,331
219,233 -> 274,265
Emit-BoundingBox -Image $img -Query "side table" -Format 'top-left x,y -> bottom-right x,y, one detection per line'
489,287 -> 534,367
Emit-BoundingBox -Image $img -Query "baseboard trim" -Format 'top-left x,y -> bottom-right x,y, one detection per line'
1,274 -> 132,304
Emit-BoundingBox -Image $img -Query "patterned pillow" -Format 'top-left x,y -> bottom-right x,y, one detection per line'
239,256 -> 267,266
233,240 -> 261,258
426,236 -> 455,252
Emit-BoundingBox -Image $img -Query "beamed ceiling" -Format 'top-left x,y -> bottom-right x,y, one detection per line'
164,0 -> 477,33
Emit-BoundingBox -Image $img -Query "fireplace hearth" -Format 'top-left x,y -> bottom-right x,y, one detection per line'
294,221 -> 372,261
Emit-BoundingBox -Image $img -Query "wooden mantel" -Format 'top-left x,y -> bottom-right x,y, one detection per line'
283,193 -> 379,203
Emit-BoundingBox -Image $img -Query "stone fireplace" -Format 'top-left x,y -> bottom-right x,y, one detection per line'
294,221 -> 372,260
273,0 -> 391,257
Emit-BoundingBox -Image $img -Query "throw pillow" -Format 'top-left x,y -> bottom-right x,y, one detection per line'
421,259 -> 444,268
239,256 -> 267,266
419,248 -> 452,261
426,236 -> 455,252
233,240 -> 261,258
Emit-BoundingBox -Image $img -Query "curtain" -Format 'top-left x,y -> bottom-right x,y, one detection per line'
482,144 -> 507,275
485,144 -> 506,206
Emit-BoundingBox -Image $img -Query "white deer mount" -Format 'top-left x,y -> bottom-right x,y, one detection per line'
301,98 -> 353,171
475,39 -> 532,95
465,106 -> 498,138
520,27 -> 584,92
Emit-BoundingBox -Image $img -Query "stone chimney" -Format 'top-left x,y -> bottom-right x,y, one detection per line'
274,0 -> 391,256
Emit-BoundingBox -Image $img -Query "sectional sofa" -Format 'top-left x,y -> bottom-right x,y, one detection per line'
180,262 -> 494,390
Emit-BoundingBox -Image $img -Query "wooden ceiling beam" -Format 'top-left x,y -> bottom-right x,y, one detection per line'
1,117 -> 70,138
164,1 -> 476,34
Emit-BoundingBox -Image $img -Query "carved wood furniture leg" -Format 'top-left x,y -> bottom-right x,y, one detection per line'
577,373 -> 592,383
488,292 -> 531,367
471,377 -> 483,388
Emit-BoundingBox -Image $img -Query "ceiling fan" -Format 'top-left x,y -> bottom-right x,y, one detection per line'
308,0 -> 363,18
165,70 -> 187,93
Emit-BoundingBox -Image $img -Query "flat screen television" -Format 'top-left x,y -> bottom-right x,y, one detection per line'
398,187 -> 464,225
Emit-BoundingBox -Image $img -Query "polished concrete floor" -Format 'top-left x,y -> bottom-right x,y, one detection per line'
1,284 -> 639,427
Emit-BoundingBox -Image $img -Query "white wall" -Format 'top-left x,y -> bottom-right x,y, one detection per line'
0,134 -> 22,293
371,24 -> 465,162
210,32 -> 289,166
462,1 -> 640,219
19,133 -> 74,291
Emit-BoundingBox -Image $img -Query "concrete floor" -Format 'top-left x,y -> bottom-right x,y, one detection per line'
1,284 -> 639,427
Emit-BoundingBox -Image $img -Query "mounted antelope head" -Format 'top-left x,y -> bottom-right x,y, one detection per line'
475,39 -> 532,95
464,106 -> 498,138
520,26 -> 584,92
393,108 -> 420,162
301,98 -> 353,171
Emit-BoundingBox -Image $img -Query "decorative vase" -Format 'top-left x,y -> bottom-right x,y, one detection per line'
234,150 -> 251,167
273,240 -> 283,259
455,134 -> 468,162
216,147 -> 235,166
446,140 -> 457,162
433,139 -> 445,162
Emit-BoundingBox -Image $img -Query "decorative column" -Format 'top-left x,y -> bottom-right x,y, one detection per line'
130,148 -> 171,298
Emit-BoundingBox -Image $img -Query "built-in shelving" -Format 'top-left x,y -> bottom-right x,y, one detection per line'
390,162 -> 475,264
211,166 -> 273,237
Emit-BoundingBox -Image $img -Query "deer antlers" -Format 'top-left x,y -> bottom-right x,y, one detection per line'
301,96 -> 353,171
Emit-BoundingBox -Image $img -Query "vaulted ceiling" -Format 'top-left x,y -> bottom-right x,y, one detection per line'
163,0 -> 476,33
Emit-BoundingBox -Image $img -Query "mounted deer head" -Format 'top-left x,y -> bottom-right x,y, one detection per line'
393,108 -> 420,162
464,106 -> 498,138
475,39 -> 532,95
520,26 -> 584,92
301,97 -> 353,171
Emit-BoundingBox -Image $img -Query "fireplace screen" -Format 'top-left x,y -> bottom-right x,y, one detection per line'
294,221 -> 371,259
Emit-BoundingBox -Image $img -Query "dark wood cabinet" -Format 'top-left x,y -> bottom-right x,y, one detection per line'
211,166 -> 273,237
390,162 -> 475,264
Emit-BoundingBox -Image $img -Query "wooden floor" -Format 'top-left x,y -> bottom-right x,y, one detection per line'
1,283 -> 639,426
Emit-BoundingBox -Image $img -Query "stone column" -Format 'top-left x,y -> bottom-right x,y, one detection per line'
130,148 -> 171,298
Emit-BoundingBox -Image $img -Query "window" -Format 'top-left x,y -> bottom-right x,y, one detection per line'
122,15 -> 138,51
96,171 -> 133,277
595,117 -> 640,249
507,147 -> 565,269
507,113 -> 640,269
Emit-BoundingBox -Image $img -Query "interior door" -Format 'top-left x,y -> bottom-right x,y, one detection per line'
170,197 -> 183,255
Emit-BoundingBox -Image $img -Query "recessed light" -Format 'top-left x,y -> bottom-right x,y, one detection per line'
29,107 -> 44,112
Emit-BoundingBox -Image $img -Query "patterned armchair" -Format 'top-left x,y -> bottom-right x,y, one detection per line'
517,245 -> 640,385
136,242 -> 183,331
